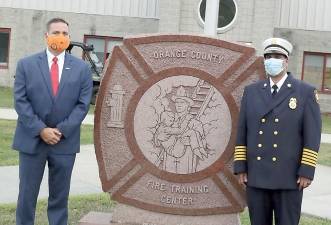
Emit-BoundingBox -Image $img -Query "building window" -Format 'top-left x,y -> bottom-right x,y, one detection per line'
302,52 -> 331,93
0,28 -> 11,68
84,35 -> 123,64
198,0 -> 237,33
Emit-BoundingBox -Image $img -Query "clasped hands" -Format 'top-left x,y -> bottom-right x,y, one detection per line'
237,173 -> 312,190
40,128 -> 62,145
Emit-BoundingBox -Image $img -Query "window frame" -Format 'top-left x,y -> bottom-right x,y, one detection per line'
301,51 -> 331,94
0,28 -> 11,69
83,35 -> 123,64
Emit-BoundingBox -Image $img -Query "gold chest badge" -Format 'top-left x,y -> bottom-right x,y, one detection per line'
289,98 -> 297,110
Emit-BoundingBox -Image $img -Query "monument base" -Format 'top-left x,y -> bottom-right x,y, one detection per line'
79,212 -> 113,225
109,204 -> 241,225
79,209 -> 241,225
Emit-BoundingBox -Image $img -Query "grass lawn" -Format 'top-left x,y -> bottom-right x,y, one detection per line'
0,120 -> 17,166
0,119 -> 94,166
323,114 -> 331,134
88,104 -> 95,115
0,193 -> 114,225
318,143 -> 331,167
0,86 -> 14,108
0,193 -> 329,225
240,209 -> 331,225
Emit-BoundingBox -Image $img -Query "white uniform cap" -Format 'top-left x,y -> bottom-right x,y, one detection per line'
262,38 -> 293,58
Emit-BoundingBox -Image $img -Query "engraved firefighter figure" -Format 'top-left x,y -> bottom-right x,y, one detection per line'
134,75 -> 231,174
153,85 -> 209,174
107,84 -> 125,128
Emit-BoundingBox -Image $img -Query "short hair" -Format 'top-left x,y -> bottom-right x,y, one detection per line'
46,18 -> 69,31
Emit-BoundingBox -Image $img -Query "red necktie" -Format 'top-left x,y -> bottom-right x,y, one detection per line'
50,56 -> 59,96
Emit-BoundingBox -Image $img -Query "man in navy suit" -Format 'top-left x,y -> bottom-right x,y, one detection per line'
233,38 -> 321,225
13,18 -> 92,225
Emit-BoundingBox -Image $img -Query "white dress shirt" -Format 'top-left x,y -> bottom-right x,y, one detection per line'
269,73 -> 288,93
46,48 -> 65,82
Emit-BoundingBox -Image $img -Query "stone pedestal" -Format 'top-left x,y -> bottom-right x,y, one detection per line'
79,206 -> 241,225
110,204 -> 241,225
79,212 -> 112,225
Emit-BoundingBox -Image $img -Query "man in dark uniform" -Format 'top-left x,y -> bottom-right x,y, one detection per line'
233,37 -> 321,225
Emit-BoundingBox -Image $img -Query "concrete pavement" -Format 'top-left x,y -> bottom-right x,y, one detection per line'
0,107 -> 94,125
302,164 -> 331,219
0,145 -> 102,203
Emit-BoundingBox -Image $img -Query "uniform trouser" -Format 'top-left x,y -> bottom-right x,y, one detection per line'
246,186 -> 303,225
16,151 -> 76,225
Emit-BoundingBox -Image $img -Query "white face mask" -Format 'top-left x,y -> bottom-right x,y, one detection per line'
264,58 -> 285,77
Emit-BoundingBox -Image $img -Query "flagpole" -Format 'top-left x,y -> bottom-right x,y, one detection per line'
204,0 -> 220,36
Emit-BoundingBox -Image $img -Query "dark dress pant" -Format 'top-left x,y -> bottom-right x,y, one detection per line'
246,186 -> 303,225
16,150 -> 76,225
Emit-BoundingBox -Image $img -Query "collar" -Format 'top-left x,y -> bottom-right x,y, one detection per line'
46,48 -> 65,63
269,73 -> 288,92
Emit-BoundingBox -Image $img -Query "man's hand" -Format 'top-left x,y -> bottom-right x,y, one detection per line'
238,173 -> 248,185
40,128 -> 62,145
54,128 -> 62,138
297,176 -> 312,190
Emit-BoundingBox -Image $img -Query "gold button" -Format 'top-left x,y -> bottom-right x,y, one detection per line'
273,144 -> 278,148
261,118 -> 266,123
259,131 -> 263,135
275,118 -> 279,123
257,156 -> 261,160
272,157 -> 277,162
258,144 -> 262,148
274,131 -> 278,135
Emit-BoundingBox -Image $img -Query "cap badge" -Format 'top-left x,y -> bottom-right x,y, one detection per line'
289,97 -> 297,110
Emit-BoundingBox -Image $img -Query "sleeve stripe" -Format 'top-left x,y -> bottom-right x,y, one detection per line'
302,152 -> 318,159
234,152 -> 246,155
235,147 -> 247,150
234,146 -> 247,161
234,157 -> 247,161
303,152 -> 318,159
234,156 -> 246,159
301,158 -> 317,165
234,150 -> 246,154
303,148 -> 318,156
301,161 -> 316,167
234,157 -> 247,160
234,153 -> 246,156
302,155 -> 317,162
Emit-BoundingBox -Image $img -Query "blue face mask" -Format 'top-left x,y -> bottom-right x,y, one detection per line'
264,58 -> 284,77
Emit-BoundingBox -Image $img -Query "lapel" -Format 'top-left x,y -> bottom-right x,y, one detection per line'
37,51 -> 54,99
257,78 -> 272,107
259,73 -> 295,117
56,53 -> 73,99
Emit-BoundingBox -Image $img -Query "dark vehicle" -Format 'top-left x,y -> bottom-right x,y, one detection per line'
66,41 -> 103,104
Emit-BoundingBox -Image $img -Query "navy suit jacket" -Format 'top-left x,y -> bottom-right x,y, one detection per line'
233,73 -> 321,189
12,50 -> 93,154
